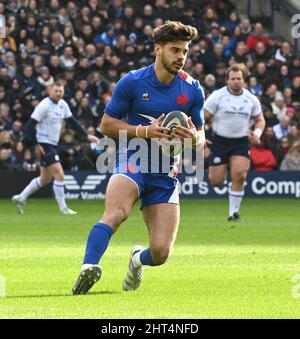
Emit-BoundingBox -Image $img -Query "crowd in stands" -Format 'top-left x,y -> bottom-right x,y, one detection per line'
0,0 -> 300,171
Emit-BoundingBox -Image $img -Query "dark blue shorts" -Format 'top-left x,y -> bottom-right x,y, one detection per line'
209,134 -> 250,166
40,143 -> 60,167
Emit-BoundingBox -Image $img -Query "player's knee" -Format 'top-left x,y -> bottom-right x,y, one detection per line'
151,247 -> 171,266
208,174 -> 224,187
40,176 -> 52,186
103,207 -> 130,229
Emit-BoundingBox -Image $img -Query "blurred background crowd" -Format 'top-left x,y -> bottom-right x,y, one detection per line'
0,0 -> 300,172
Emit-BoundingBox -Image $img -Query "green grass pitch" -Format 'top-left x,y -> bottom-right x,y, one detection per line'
0,198 -> 300,319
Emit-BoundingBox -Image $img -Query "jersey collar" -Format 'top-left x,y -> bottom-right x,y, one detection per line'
226,86 -> 244,96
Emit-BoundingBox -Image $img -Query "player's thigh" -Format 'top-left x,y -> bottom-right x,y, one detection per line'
142,203 -> 180,253
229,155 -> 250,182
47,162 -> 65,181
101,175 -> 139,230
208,164 -> 228,186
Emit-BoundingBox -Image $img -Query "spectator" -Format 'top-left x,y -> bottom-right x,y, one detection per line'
273,116 -> 291,140
0,147 -> 14,170
250,141 -> 277,171
225,11 -> 240,34
271,91 -> 287,121
12,141 -> 26,171
37,66 -> 54,94
288,124 -> 300,145
0,103 -> 13,130
59,46 -> 77,70
261,126 -> 278,154
248,76 -> 263,96
246,22 -> 269,50
276,136 -> 291,166
274,41 -> 294,66
9,120 -> 23,143
278,64 -> 292,90
204,74 -> 217,94
280,140 -> 300,170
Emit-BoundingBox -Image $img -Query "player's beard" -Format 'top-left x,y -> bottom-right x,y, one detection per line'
229,83 -> 243,95
161,54 -> 183,75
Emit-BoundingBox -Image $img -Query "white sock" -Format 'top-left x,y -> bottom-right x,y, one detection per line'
53,180 -> 67,211
19,177 -> 42,202
81,264 -> 97,271
229,190 -> 244,216
132,251 -> 143,268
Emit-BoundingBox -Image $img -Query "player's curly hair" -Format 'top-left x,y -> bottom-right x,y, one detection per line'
153,21 -> 198,44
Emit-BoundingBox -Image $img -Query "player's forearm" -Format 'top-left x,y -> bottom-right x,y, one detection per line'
101,114 -> 139,139
253,115 -> 266,138
23,118 -> 38,146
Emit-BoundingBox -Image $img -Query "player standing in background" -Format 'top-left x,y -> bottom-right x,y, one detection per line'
204,65 -> 265,221
12,82 -> 99,215
72,21 -> 206,295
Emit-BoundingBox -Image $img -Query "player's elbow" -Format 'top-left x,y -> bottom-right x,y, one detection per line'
100,119 -> 111,136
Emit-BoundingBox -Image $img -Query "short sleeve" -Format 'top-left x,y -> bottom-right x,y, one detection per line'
104,72 -> 134,119
62,100 -> 72,119
251,94 -> 262,117
31,99 -> 48,122
203,91 -> 219,115
189,80 -> 205,128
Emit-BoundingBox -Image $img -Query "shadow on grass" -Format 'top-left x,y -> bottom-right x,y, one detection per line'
4,291 -> 119,299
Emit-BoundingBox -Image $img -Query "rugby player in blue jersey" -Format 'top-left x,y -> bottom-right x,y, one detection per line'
72,21 -> 206,295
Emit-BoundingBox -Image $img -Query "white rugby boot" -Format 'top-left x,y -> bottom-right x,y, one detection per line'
12,195 -> 25,214
122,245 -> 145,291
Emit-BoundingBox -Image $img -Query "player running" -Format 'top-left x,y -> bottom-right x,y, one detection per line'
204,65 -> 265,221
72,21 -> 206,295
12,82 -> 99,215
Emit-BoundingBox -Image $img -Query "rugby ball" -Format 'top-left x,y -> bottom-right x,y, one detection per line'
160,111 -> 189,156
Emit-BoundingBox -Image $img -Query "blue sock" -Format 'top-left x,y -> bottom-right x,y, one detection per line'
140,248 -> 157,266
83,222 -> 113,265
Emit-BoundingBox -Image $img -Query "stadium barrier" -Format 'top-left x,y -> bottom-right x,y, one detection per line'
1,170 -> 300,199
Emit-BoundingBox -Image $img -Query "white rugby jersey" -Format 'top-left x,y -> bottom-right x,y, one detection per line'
204,86 -> 262,138
31,97 -> 72,145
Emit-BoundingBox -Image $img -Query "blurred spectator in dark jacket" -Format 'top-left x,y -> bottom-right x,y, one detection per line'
261,126 -> 278,155
9,120 -> 23,143
274,41 -> 294,67
0,147 -> 14,171
12,141 -> 26,171
276,136 -> 291,166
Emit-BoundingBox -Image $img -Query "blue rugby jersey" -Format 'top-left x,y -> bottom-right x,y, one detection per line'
105,63 -> 205,128
104,63 -> 205,175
